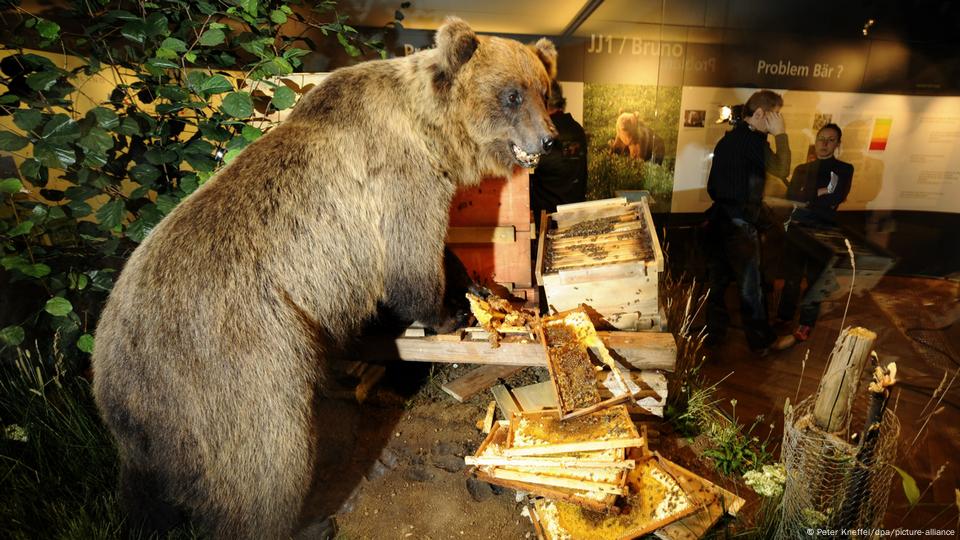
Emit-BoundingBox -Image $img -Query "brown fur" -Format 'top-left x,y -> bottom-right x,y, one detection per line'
92,18 -> 556,539
608,111 -> 665,163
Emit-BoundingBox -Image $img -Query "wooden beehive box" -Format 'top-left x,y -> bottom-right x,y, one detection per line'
535,197 -> 663,331
447,168 -> 534,300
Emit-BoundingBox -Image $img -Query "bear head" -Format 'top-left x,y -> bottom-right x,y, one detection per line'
433,17 -> 559,175
616,111 -> 640,138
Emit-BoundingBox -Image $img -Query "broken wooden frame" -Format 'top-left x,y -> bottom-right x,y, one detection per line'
469,421 -> 625,512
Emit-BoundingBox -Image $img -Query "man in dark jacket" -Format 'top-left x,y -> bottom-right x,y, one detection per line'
704,90 -> 792,354
530,80 -> 588,230
776,123 -> 854,346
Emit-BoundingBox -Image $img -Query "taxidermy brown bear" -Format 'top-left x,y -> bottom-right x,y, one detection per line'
92,17 -> 558,539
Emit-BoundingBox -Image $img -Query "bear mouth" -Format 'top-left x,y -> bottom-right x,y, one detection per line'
511,143 -> 542,169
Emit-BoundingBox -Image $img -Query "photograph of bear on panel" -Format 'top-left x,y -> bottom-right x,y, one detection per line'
584,84 -> 680,212
91,18 -> 557,539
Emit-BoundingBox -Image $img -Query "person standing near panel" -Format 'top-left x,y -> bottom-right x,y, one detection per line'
703,90 -> 792,355
775,123 -> 854,347
530,80 -> 588,231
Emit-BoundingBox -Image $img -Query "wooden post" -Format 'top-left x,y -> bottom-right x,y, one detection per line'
813,327 -> 877,433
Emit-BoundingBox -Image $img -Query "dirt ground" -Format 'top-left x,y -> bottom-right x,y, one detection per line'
302,359 -> 753,540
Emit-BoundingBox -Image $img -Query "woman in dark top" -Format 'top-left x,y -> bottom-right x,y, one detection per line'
776,123 -> 854,346
785,123 -> 854,225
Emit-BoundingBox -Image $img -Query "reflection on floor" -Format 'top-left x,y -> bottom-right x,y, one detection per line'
702,275 -> 960,530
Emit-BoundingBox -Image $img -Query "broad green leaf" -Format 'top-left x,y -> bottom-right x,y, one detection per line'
891,465 -> 920,506
179,174 -> 199,194
196,1 -> 216,15
47,205 -> 66,220
20,158 -> 43,180
88,269 -> 116,292
156,193 -> 179,215
199,28 -> 225,47
155,47 -> 178,60
158,85 -> 189,101
8,220 -> 32,237
26,70 -> 60,92
33,142 -> 76,168
130,162 -> 161,183
30,203 -> 48,220
13,109 -> 43,132
262,56 -> 293,76
87,107 -> 119,129
238,0 -> 257,15
0,93 -> 19,105
67,199 -> 92,218
121,20 -> 147,44
145,12 -> 169,37
22,263 -> 51,278
221,92 -> 253,118
77,333 -> 95,353
239,36 -> 272,57
241,125 -> 262,141
65,185 -> 100,201
145,148 -> 178,165
0,178 -> 23,194
185,51 -> 197,63
37,19 -> 61,40
44,297 -> 73,317
1,255 -> 28,270
105,9 -> 139,21
0,131 -> 29,151
0,326 -> 25,346
271,86 -> 296,110
75,273 -> 89,290
78,127 -> 113,155
96,199 -> 126,230
337,32 -> 361,57
117,116 -> 142,136
200,74 -> 233,95
161,37 -> 188,52
223,148 -> 243,164
270,9 -> 287,24
41,114 -> 81,145
146,58 -> 179,74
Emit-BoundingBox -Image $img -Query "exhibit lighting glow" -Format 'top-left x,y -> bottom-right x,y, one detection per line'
716,105 -> 732,124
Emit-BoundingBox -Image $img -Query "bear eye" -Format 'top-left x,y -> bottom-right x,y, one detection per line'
506,91 -> 523,106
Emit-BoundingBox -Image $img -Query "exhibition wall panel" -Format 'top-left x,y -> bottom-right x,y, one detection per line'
672,87 -> 960,214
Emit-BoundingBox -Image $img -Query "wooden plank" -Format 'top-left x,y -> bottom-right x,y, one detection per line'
512,381 -> 558,412
489,468 -> 628,495
505,406 -> 644,457
653,454 -> 746,540
441,364 -> 524,402
466,455 -> 636,470
640,194 -> 664,272
491,384 -> 522,419
535,210 -> 549,286
446,226 -> 516,244
481,401 -> 497,433
473,468 -> 618,513
353,331 -> 676,370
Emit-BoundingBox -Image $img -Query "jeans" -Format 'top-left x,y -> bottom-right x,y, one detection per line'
777,226 -> 832,328
777,249 -> 824,327
704,217 -> 776,351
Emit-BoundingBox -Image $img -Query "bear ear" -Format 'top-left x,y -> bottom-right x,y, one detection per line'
435,17 -> 478,75
528,38 -> 557,79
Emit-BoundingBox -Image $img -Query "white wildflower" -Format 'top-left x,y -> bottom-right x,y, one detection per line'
743,463 -> 786,498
